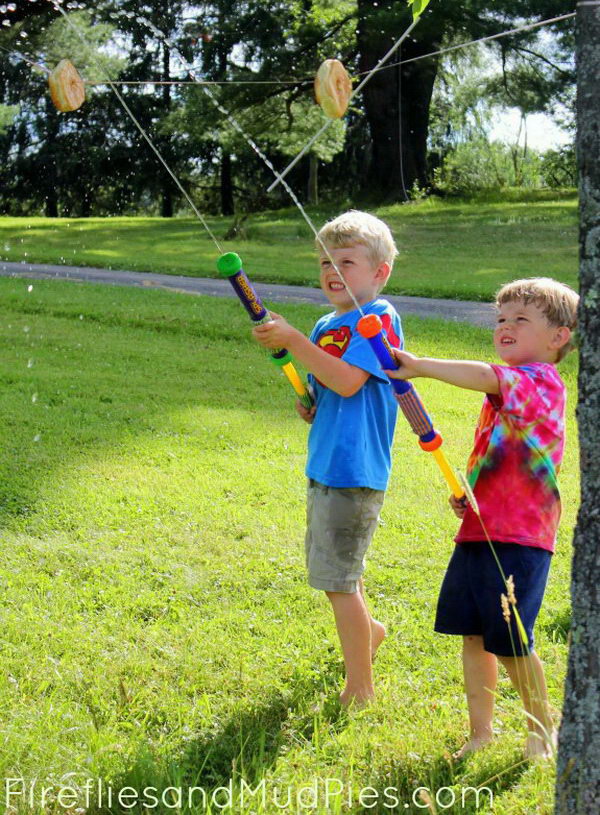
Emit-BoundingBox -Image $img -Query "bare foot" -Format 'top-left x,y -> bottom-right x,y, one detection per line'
525,730 -> 557,760
339,686 -> 375,709
371,620 -> 386,661
453,735 -> 493,760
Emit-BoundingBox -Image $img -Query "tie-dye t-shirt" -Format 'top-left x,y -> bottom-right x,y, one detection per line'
456,362 -> 566,552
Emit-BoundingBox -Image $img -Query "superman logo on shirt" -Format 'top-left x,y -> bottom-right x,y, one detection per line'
317,326 -> 352,358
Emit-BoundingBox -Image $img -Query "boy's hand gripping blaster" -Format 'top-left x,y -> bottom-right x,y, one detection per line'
357,314 -> 464,500
217,252 -> 313,410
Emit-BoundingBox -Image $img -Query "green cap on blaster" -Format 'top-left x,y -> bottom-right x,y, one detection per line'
216,252 -> 243,277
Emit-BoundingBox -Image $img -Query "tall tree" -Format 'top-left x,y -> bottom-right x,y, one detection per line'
555,4 -> 600,812
355,0 -> 575,200
357,0 -> 441,198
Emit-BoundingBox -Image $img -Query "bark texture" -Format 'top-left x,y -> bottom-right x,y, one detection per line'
555,5 -> 600,813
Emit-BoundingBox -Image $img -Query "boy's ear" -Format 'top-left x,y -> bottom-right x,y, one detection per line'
375,261 -> 391,283
551,326 -> 571,350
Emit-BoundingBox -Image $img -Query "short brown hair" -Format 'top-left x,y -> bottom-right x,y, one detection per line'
495,277 -> 579,361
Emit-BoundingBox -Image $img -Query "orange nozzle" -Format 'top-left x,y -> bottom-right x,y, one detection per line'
419,434 -> 442,452
357,314 -> 383,339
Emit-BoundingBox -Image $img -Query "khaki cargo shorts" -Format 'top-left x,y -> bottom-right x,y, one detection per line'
304,479 -> 385,593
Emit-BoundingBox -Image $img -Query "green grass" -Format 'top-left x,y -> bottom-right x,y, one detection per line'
0,189 -> 578,302
0,277 -> 578,813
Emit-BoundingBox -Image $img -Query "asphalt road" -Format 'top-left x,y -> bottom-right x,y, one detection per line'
0,261 -> 496,328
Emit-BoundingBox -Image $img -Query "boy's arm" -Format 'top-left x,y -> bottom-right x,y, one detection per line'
386,349 -> 500,395
253,312 -> 369,397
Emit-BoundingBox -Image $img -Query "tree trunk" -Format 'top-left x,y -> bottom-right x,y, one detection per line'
43,98 -> 59,218
308,153 -> 318,205
216,17 -> 234,216
555,5 -> 600,813
220,151 -> 234,216
356,0 -> 442,200
160,41 -> 174,218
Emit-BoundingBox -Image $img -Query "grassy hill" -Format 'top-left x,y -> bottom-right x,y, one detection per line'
0,189 -> 578,302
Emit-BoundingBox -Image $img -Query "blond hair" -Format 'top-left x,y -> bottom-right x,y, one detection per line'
316,210 -> 398,269
495,277 -> 579,361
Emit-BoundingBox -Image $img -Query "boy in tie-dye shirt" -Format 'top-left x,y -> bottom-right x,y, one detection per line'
386,277 -> 578,760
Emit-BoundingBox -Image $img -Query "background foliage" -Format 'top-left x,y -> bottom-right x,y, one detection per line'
0,0 -> 575,216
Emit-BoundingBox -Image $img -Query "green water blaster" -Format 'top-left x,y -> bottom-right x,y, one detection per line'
217,252 -> 313,410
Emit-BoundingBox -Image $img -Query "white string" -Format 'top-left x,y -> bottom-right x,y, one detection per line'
84,79 -> 313,87
356,12 -> 576,77
0,44 -> 50,74
397,53 -> 408,202
5,13 -> 575,91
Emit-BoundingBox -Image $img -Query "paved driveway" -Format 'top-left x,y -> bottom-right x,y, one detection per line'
0,261 -> 496,328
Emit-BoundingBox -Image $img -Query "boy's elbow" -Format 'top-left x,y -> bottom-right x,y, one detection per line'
338,372 -> 369,398
338,384 -> 360,398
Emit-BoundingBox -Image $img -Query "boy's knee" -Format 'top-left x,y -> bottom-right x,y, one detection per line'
463,635 -> 485,651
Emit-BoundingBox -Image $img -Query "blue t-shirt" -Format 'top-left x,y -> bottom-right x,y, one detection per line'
306,298 -> 403,490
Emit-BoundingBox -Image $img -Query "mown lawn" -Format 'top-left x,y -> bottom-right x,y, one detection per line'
0,277 -> 578,813
0,189 -> 577,302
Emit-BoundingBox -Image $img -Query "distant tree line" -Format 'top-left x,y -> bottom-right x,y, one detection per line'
0,0 -> 575,217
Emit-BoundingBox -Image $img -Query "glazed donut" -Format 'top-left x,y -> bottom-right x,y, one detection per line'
314,59 -> 352,119
48,59 -> 86,113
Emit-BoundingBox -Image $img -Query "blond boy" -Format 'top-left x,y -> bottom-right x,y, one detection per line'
387,277 -> 578,757
253,211 -> 403,705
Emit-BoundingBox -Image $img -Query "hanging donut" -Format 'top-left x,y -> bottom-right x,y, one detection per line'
48,59 -> 86,112
314,59 -> 352,119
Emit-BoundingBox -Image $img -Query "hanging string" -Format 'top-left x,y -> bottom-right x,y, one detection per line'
0,42 -> 50,74
355,12 -> 576,77
2,13 -> 574,91
84,79 -> 313,87
397,51 -> 409,202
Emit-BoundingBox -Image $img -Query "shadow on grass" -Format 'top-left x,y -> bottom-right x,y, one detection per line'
358,749 -> 530,814
89,660 -> 346,815
0,280 -> 319,530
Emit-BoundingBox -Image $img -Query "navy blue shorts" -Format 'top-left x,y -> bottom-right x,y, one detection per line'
434,541 -> 552,657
